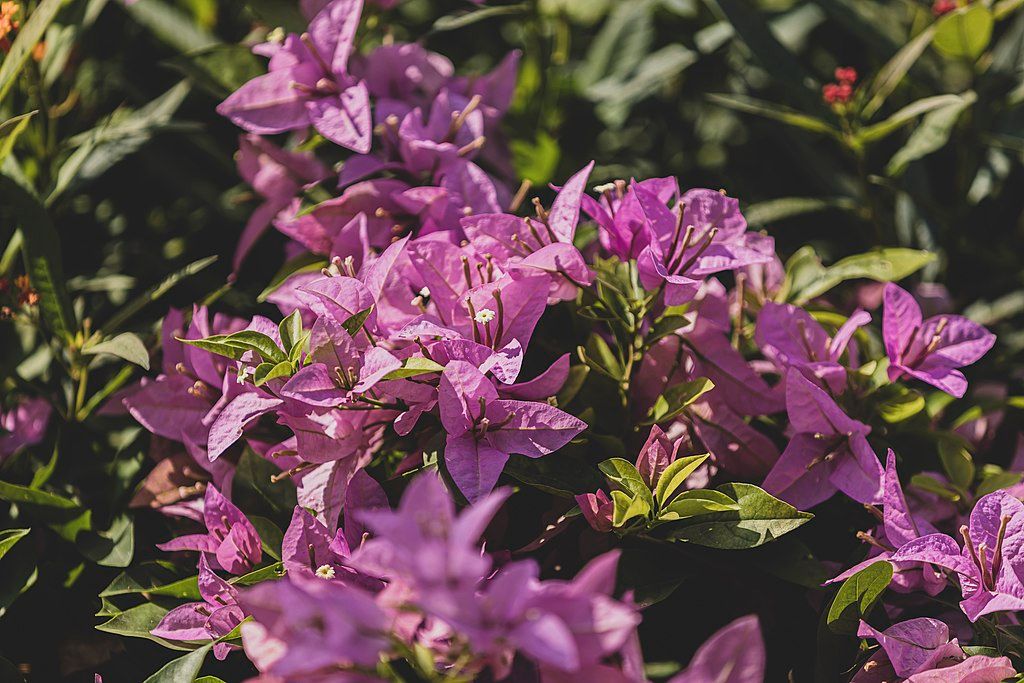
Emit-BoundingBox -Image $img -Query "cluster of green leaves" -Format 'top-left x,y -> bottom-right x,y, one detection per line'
597,454 -> 814,550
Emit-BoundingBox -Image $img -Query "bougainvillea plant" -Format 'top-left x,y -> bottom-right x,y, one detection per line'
4,0 -> 1024,681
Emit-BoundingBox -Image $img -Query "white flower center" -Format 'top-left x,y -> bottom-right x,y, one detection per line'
315,564 -> 336,579
419,286 -> 431,297
474,308 -> 496,324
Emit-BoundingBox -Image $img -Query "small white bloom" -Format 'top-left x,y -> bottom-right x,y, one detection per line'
419,286 -> 430,297
593,182 -> 616,194
236,366 -> 253,385
315,564 -> 336,580
474,308 -> 496,324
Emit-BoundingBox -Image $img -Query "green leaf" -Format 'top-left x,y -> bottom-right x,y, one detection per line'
143,642 -> 213,682
50,82 -> 191,204
886,91 -> 975,175
83,332 -> 151,370
179,335 -> 247,361
249,516 -> 283,561
0,175 -> 75,340
790,248 -> 935,304
124,0 -> 219,52
0,479 -> 79,508
826,561 -> 893,634
102,255 -> 217,334
578,334 -> 624,380
278,310 -> 303,355
0,528 -> 29,560
233,561 -> 284,586
862,25 -> 938,119
910,473 -> 961,502
222,331 -> 287,364
647,310 -> 693,345
657,489 -> 738,521
432,3 -> 528,32
99,560 -> 189,598
708,94 -> 839,137
167,43 -> 263,99
875,384 -> 926,423
29,439 -> 59,488
653,455 -> 710,505
642,378 -> 715,425
933,4 -> 994,59
743,196 -> 857,227
937,434 -> 975,490
341,307 -> 374,339
504,451 -> 605,497
382,356 -> 445,380
779,245 -> 826,302
78,514 -> 134,567
511,132 -> 561,185
858,94 -> 969,144
233,447 -> 296,520
706,0 -> 820,111
598,458 -> 649,496
0,111 -> 36,165
577,0 -> 653,90
610,490 -> 652,528
588,44 -> 697,127
667,483 -> 813,549
253,360 -> 294,387
0,539 -> 37,618
258,252 -> 326,303
976,470 -> 1023,497
96,602 -> 189,650
0,0 -> 66,104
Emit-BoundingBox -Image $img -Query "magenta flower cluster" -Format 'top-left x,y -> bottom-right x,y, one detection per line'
50,0 -> 1012,679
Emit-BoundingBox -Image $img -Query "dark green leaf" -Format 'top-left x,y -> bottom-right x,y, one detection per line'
432,3 -> 528,31
258,252 -> 326,303
667,483 -> 813,549
937,434 -> 975,489
0,0 -> 65,104
278,310 -> 303,354
0,175 -> 75,340
0,528 -> 29,560
142,642 -> 213,682
0,479 -> 79,508
382,356 -> 445,380
341,307 -> 374,339
708,94 -> 839,137
0,111 -> 35,164
102,256 -> 218,334
78,514 -> 134,567
642,378 -> 714,425
826,561 -> 893,634
83,332 -> 150,370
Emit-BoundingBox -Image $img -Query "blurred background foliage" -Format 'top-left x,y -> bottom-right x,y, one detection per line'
3,0 -> 1024,679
